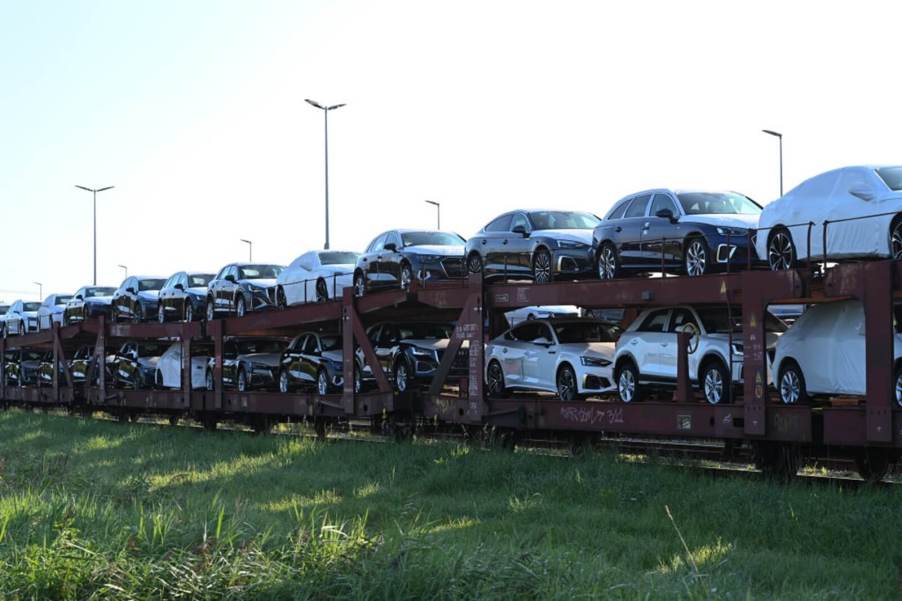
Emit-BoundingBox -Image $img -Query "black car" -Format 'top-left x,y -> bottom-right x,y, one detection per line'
278,331 -> 360,395
592,190 -> 761,279
68,345 -> 98,385
63,286 -> 117,325
158,271 -> 215,323
465,210 -> 601,283
204,338 -> 287,392
3,350 -> 44,386
109,341 -> 167,389
363,321 -> 468,392
206,263 -> 284,320
111,276 -> 167,323
37,352 -> 67,387
353,230 -> 466,296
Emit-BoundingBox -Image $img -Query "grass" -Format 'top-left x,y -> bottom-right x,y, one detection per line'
0,409 -> 899,600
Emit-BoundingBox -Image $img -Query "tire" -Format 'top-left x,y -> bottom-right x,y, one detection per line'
184,302 -> 193,323
467,252 -> 483,274
532,247 -> 553,284
237,367 -> 248,392
684,237 -> 709,277
890,216 -> 902,260
279,369 -> 290,393
205,369 -> 214,391
315,279 -> 328,303
235,295 -> 246,318
895,364 -> 902,409
399,263 -> 413,291
616,360 -> 642,403
136,304 -> 146,323
354,272 -> 367,298
597,242 -> 620,280
767,227 -> 796,271
486,360 -> 507,397
556,364 -> 579,401
277,287 -> 288,309
395,360 -> 410,393
777,360 -> 808,405
700,359 -> 730,405
353,364 -> 363,394
317,369 -> 330,396
158,303 -> 166,324
17,322 -> 24,336
206,298 -> 216,321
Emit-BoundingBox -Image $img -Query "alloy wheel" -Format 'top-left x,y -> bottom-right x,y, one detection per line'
780,369 -> 801,404
316,280 -> 329,303
18,322 -> 24,336
354,366 -> 362,394
703,365 -> 724,405
185,303 -> 193,322
206,300 -> 215,321
768,231 -> 794,271
237,368 -> 247,392
317,370 -> 329,396
205,370 -> 214,391
557,366 -> 577,401
618,368 -> 635,403
354,273 -> 366,297
396,362 -> 408,392
158,304 -> 166,324
487,362 -> 504,396
533,249 -> 552,284
279,370 -> 289,393
467,253 -> 483,274
236,296 -> 246,318
400,264 -> 413,291
891,220 -> 902,260
598,245 -> 617,280
895,371 -> 902,408
685,239 -> 707,277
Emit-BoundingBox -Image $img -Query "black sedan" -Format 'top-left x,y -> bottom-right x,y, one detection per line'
206,263 -> 284,320
465,210 -> 601,282
109,341 -> 167,389
68,345 -> 98,385
353,230 -> 466,296
204,338 -> 287,392
158,271 -> 215,323
63,286 -> 117,325
3,350 -> 44,386
592,189 -> 761,279
37,352 -> 67,387
111,276 -> 167,323
278,331 -> 360,395
363,321 -> 468,392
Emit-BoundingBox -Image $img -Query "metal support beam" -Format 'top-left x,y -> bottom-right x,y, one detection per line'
210,320 -> 223,412
863,261 -> 894,443
741,273 -> 769,436
94,316 -> 107,404
181,335 -> 192,411
674,331 -> 692,402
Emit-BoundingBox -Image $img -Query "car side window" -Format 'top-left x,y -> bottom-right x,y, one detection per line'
385,232 -> 402,249
366,325 -> 381,344
303,336 -> 318,354
485,214 -> 513,232
378,325 -> 397,346
510,213 -> 530,233
650,194 -> 678,218
607,200 -> 630,220
511,322 -> 542,342
624,194 -> 651,218
368,234 -> 386,253
638,309 -> 670,333
667,309 -> 698,332
179,274 -> 189,288
298,253 -> 314,271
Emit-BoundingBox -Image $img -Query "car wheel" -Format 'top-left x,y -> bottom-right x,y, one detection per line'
154,369 -> 163,389
895,365 -> 902,409
701,360 -> 729,405
206,298 -> 216,321
597,242 -> 620,280
778,361 -> 808,405
399,263 -> 413,291
467,252 -> 483,274
136,305 -> 146,323
486,360 -> 507,397
556,364 -> 578,401
158,303 -> 166,324
235,296 -> 246,318
890,216 -> 902,260
279,369 -> 290,393
317,369 -> 330,396
767,228 -> 795,271
205,369 -> 214,391
617,360 -> 642,403
17,322 -> 24,336
353,364 -> 363,394
184,302 -> 193,322
354,272 -> 367,298
532,248 -> 553,284
237,367 -> 248,392
395,360 -> 409,393
684,237 -> 709,277
277,287 -> 288,309
315,279 -> 329,303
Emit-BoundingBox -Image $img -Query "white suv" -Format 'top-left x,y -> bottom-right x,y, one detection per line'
613,305 -> 785,404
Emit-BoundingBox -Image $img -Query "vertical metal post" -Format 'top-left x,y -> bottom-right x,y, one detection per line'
778,135 -> 783,197
674,331 -> 691,402
211,320 -> 223,411
324,108 -> 330,250
52,325 -> 59,401
863,261 -> 893,442
341,287 -> 355,413
95,315 -> 106,405
0,337 -> 6,402
181,335 -> 192,411
93,189 -> 97,285
741,272 -> 768,436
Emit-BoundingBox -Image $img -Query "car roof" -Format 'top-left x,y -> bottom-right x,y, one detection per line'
132,275 -> 166,280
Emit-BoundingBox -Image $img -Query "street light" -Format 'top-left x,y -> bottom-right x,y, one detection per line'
305,98 -> 346,249
761,130 -> 783,196
117,264 -> 128,279
33,281 -> 42,300
75,185 -> 115,285
240,239 -> 253,261
425,200 -> 441,229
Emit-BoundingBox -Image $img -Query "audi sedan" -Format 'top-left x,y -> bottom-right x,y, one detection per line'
206,263 -> 284,319
278,331 -> 355,395
2,300 -> 41,336
276,250 -> 359,306
37,352 -> 66,387
353,230 -> 466,296
204,338 -> 287,392
3,350 -> 45,386
158,271 -> 215,323
593,190 -> 761,279
485,319 -> 619,400
109,341 -> 167,389
63,286 -> 118,325
155,342 -> 212,389
111,276 -> 167,323
466,210 -> 601,282
37,293 -> 74,330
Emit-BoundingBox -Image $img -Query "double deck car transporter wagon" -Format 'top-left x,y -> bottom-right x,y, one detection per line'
1,259 -> 900,481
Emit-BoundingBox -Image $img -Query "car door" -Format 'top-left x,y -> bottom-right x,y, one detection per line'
221,266 -> 239,312
617,195 -> 652,267
663,307 -> 700,381
480,214 -> 513,277
629,309 -> 672,379
175,273 -> 190,316
379,232 -> 404,287
361,234 -> 385,289
642,193 -> 683,271
296,253 -> 316,304
375,323 -> 399,374
299,334 -> 321,384
508,212 -> 534,276
502,322 -> 542,387
523,321 -> 556,389
221,340 -> 238,386
284,335 -> 307,384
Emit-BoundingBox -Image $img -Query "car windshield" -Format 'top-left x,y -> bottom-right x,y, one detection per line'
138,279 -> 166,291
399,323 -> 454,340
401,232 -> 465,247
319,252 -> 359,265
238,265 -> 283,279
54,295 -> 73,305
22,302 -> 40,311
676,192 -> 761,215
877,167 -> 902,191
86,287 -> 116,297
320,335 -> 341,351
528,211 -> 600,230
0,307 -> 7,315
22,351 -> 43,361
238,340 -> 284,354
695,307 -> 787,333
188,274 -> 214,287
553,321 -> 619,343
138,344 -> 165,357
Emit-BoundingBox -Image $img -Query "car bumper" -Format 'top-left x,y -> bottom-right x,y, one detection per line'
248,365 -> 278,388
85,304 -> 112,317
415,257 -> 467,282
249,289 -> 278,312
553,248 -> 595,278
409,349 -> 469,379
575,364 -> 615,394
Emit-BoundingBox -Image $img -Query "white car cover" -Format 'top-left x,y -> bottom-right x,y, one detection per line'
157,342 -> 210,389
756,165 -> 902,261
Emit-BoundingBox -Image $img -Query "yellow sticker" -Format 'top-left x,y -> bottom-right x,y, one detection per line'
750,313 -> 757,328
720,280 -> 727,295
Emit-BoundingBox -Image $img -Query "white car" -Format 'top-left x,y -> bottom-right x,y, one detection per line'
772,300 -> 902,406
2,300 -> 41,336
154,342 -> 212,390
613,305 -> 785,405
484,318 -> 619,400
756,165 -> 902,269
276,250 -> 359,306
505,305 -> 580,328
37,293 -> 74,331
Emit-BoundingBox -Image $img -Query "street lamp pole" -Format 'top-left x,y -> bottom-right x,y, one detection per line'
761,130 -> 783,196
305,99 -> 346,250
425,200 -> 441,229
240,239 -> 253,262
75,185 -> 114,285
117,264 -> 128,279
33,282 -> 42,300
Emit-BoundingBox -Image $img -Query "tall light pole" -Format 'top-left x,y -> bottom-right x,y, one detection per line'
240,239 -> 253,261
117,264 -> 128,279
75,185 -> 114,285
425,200 -> 440,229
762,130 -> 783,196
305,98 -> 346,249
33,281 -> 42,300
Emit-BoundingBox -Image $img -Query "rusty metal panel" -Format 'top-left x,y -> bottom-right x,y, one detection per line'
741,272 -> 769,436
181,337 -> 192,410
863,261 -> 894,442
341,288 -> 355,413
210,320 -> 224,411
674,331 -> 692,402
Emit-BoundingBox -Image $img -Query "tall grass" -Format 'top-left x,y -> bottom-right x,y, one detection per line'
0,409 -> 899,599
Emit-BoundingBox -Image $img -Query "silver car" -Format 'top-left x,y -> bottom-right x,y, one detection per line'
38,293 -> 74,331
2,300 -> 41,336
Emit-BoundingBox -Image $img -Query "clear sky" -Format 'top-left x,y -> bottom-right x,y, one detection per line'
2,0 -> 900,301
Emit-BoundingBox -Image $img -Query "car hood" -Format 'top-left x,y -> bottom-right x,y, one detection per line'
240,278 -> 277,288
560,341 -> 615,357
239,352 -> 281,367
137,357 -> 160,369
679,214 -> 758,229
50,306 -> 65,314
708,332 -> 781,349
22,311 -> 38,319
532,229 -> 594,245
403,338 -> 471,351
187,287 -> 209,297
138,290 -> 160,301
404,245 -> 465,257
85,296 -> 113,305
321,350 -> 345,363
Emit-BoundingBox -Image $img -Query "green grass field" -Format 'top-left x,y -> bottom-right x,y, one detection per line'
0,409 -> 899,600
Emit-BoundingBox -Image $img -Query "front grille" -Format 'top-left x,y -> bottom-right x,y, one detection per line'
436,348 -> 469,371
441,258 -> 465,278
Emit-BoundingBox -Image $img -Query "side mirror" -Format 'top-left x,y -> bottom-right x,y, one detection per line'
174,283 -> 184,291
512,224 -> 528,236
383,242 -> 398,252
126,287 -> 136,295
849,185 -> 874,201
655,208 -> 677,223
533,336 -> 552,346
224,274 -> 236,283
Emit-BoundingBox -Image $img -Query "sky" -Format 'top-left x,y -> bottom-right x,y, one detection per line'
2,0 -> 901,301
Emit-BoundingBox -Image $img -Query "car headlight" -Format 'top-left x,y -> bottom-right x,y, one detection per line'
716,227 -> 747,237
556,240 -> 589,249
580,356 -> 611,367
416,255 -> 442,262
731,343 -> 744,355
411,347 -> 435,358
